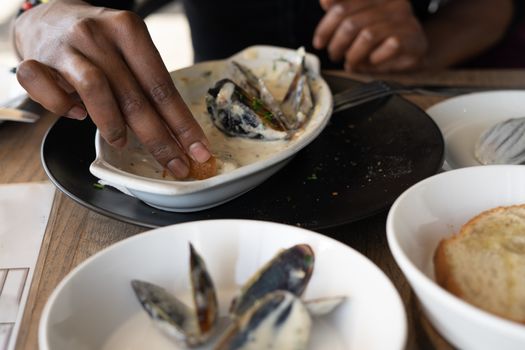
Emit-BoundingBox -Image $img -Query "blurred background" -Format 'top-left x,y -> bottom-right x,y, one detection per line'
0,0 -> 193,71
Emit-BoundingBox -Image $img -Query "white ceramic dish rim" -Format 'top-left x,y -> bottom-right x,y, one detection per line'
90,46 -> 333,195
386,164 -> 525,338
425,90 -> 525,117
425,90 -> 525,170
39,219 -> 407,350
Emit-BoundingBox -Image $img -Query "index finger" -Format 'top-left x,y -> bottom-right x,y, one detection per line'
107,11 -> 212,164
313,0 -> 380,49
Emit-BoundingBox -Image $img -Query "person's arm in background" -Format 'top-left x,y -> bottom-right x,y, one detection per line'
313,0 -> 514,73
12,0 -> 212,179
422,0 -> 513,69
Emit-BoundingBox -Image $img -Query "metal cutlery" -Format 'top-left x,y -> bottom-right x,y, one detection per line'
332,79 -> 522,114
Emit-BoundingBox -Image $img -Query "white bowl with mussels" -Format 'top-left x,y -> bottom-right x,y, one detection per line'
39,219 -> 407,350
89,46 -> 333,212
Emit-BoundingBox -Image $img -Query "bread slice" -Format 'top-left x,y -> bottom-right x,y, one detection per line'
434,204 -> 525,323
188,155 -> 217,180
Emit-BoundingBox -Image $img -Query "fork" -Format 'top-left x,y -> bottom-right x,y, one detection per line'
332,80 -> 496,114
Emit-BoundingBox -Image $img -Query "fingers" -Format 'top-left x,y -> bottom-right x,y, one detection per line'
344,22 -> 392,71
107,11 -> 211,164
58,50 -> 129,150
319,0 -> 337,11
60,46 -> 192,178
313,0 -> 375,49
326,10 -> 386,61
16,59 -> 87,120
369,36 -> 401,65
315,0 -> 427,72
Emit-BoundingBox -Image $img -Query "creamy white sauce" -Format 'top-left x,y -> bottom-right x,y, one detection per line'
236,293 -> 311,350
101,303 -> 345,350
103,69 -> 322,181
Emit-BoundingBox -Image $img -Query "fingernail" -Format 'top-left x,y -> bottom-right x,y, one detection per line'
189,142 -> 211,163
66,105 -> 87,120
167,158 -> 189,179
386,37 -> 400,48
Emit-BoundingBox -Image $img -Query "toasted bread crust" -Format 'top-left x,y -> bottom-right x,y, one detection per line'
434,239 -> 464,298
188,155 -> 217,180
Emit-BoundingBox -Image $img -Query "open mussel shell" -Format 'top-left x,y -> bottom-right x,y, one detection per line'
232,61 -> 288,129
131,280 -> 204,346
230,244 -> 315,317
206,79 -> 288,140
189,243 -> 219,337
130,244 -> 218,347
216,290 -> 312,350
474,117 -> 525,165
280,47 -> 314,130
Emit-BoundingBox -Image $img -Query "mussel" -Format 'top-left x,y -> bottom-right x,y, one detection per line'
130,242 -> 345,349
206,47 -> 314,140
280,47 -> 314,130
229,244 -> 315,317
131,243 -> 218,347
206,79 -> 288,140
216,290 -> 312,350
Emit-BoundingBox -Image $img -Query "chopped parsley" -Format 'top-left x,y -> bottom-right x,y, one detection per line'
251,98 -> 263,111
93,183 -> 105,190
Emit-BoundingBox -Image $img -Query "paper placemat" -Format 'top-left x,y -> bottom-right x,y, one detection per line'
0,182 -> 55,350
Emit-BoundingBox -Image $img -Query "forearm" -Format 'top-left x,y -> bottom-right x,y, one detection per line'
422,0 -> 513,68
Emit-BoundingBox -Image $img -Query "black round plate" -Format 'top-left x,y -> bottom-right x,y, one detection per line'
41,75 -> 444,229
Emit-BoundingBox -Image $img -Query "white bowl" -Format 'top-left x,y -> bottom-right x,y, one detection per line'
387,165 -> 525,350
39,220 -> 406,350
89,46 -> 333,212
426,91 -> 525,169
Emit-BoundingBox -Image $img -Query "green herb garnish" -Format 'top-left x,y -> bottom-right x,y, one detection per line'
93,183 -> 105,190
251,98 -> 263,111
263,111 -> 274,122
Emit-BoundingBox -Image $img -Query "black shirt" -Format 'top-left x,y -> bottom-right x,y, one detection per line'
90,0 -> 522,68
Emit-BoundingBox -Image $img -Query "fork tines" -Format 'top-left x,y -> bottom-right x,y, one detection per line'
332,80 -> 393,114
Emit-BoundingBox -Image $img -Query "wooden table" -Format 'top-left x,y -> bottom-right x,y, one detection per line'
4,70 -> 525,350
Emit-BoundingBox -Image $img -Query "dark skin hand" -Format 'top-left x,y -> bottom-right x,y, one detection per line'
314,0 -> 428,73
14,0 -> 211,178
314,0 -> 514,72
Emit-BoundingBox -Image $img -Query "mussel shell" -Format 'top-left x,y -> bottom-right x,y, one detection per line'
206,79 -> 288,140
280,48 -> 314,130
190,243 -> 219,335
216,290 -> 312,350
230,244 -> 315,317
190,243 -> 219,337
231,61 -> 288,130
131,280 -> 203,346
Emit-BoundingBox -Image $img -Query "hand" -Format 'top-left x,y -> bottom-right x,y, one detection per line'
314,0 -> 428,73
14,0 -> 211,178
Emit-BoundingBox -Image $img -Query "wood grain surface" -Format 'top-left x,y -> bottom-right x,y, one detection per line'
4,70 -> 525,350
